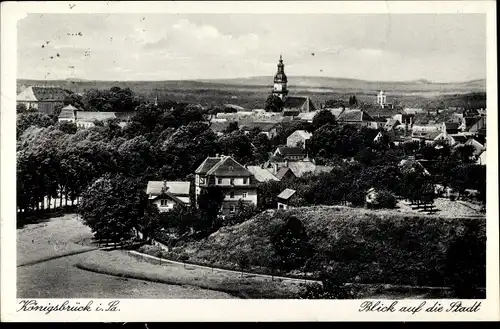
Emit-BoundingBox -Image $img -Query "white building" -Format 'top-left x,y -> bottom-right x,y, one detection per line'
146,181 -> 191,212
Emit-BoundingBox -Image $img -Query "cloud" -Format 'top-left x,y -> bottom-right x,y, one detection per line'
143,18 -> 260,58
16,14 -> 486,82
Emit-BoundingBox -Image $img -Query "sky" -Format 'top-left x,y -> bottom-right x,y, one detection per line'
17,13 -> 486,82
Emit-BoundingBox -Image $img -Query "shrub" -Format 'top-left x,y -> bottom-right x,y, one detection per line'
373,189 -> 397,209
300,277 -> 355,299
270,214 -> 314,271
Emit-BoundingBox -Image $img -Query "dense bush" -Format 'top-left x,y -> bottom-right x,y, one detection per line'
372,189 -> 397,209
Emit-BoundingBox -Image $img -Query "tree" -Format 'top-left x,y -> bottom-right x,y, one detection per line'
167,123 -> 220,178
311,109 -> 337,131
235,251 -> 250,277
218,130 -> 254,164
225,121 -> 239,133
271,214 -> 314,271
348,95 -> 358,107
83,87 -> 140,112
63,93 -> 85,109
140,202 -> 161,243
196,185 -> 225,236
56,121 -> 78,134
117,135 -> 154,177
307,123 -> 338,158
257,180 -> 285,210
252,133 -> 272,164
264,94 -> 284,112
225,200 -> 258,225
324,99 -> 345,108
16,103 -> 27,113
159,204 -> 200,237
80,174 -> 145,246
17,112 -> 56,138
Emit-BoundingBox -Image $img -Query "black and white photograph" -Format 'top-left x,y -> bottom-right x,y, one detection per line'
1,0 -> 498,322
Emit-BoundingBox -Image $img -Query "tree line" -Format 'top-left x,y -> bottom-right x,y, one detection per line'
17,87 -> 486,243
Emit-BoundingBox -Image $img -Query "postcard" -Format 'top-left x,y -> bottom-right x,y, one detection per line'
1,0 -> 498,322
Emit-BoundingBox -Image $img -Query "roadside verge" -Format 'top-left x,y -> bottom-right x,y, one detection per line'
75,250 -> 303,299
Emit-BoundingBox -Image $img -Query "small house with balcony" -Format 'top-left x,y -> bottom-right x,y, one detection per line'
194,154 -> 258,215
146,181 -> 191,212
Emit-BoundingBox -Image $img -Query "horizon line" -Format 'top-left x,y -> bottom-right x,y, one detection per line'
16,75 -> 486,85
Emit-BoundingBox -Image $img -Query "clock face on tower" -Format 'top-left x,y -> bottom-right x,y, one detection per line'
274,83 -> 282,91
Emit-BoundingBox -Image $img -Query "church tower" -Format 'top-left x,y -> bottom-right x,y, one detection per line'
272,54 -> 288,100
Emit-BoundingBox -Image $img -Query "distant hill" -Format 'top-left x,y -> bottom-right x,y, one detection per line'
198,76 -> 486,93
16,76 -> 486,110
17,76 -> 486,95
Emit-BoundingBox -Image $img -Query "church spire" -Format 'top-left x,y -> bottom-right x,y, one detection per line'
272,54 -> 288,100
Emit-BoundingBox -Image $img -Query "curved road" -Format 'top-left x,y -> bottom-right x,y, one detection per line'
17,214 -> 235,299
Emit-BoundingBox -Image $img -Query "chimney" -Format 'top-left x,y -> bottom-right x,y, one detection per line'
162,181 -> 169,194
274,163 -> 279,173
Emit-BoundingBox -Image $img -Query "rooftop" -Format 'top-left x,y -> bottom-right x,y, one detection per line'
195,155 -> 253,177
246,166 -> 280,182
277,188 -> 296,200
337,109 -> 375,122
289,129 -> 312,140
275,146 -> 306,156
17,86 -> 71,102
239,121 -> 278,132
146,181 -> 191,196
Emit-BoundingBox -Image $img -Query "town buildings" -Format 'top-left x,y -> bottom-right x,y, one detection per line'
17,85 -> 71,115
286,130 -> 312,148
376,90 -> 394,109
58,105 -> 134,128
273,147 -> 306,161
194,155 -> 258,215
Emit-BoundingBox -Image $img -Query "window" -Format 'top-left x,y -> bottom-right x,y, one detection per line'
230,192 -> 234,199
242,192 -> 247,199
243,178 -> 248,185
230,178 -> 235,185
160,199 -> 167,206
200,177 -> 206,184
217,178 -> 223,185
229,205 -> 236,213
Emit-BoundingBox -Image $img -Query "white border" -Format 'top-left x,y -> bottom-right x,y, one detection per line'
1,1 -> 498,322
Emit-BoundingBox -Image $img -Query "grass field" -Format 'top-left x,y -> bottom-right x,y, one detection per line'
159,205 -> 486,293
17,251 -> 234,299
76,249 -> 302,299
17,214 -> 94,266
16,214 -> 235,299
